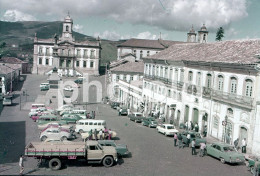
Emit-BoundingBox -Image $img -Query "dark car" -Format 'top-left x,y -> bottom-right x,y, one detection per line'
111,102 -> 120,109
181,131 -> 206,147
74,79 -> 83,84
142,117 -> 157,128
128,112 -> 144,123
98,140 -> 130,157
119,107 -> 128,116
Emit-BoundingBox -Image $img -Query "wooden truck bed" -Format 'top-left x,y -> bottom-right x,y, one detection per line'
25,142 -> 86,157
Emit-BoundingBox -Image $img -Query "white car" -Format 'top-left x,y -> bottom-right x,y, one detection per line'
156,124 -> 179,136
64,85 -> 73,91
40,127 -> 75,141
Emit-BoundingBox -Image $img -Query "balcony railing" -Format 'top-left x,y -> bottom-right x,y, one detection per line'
202,87 -> 212,98
185,83 -> 201,96
212,89 -> 254,109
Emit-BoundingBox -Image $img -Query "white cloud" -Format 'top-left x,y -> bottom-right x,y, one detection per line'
94,31 -> 129,41
73,24 -> 83,33
1,9 -> 36,22
134,31 -> 168,40
0,0 -> 248,31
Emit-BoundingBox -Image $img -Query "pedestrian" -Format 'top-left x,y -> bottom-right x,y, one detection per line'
108,129 -> 112,140
203,125 -> 207,137
190,121 -> 194,130
127,108 -> 130,115
19,155 -> 24,175
174,133 -> 178,147
104,128 -> 108,139
88,129 -> 93,140
99,130 -> 103,140
94,129 -> 98,140
194,123 -> 199,132
119,108 -> 122,116
254,158 -> 260,176
199,142 -> 206,157
186,133 -> 191,147
178,133 -> 183,149
241,138 -> 247,153
191,139 -> 196,155
185,121 -> 188,130
234,138 -> 239,151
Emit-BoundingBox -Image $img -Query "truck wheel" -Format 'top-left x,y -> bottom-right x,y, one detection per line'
49,158 -> 61,170
41,136 -> 47,141
220,158 -> 225,164
102,156 -> 114,167
61,136 -> 67,141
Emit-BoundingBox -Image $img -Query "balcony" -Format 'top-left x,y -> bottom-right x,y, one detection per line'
55,53 -> 75,57
185,83 -> 201,96
45,53 -> 52,56
212,89 -> 254,109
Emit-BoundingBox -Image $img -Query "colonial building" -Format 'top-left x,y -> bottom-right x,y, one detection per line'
143,39 -> 260,155
187,24 -> 209,43
32,14 -> 101,76
117,38 -> 184,61
0,57 -> 30,73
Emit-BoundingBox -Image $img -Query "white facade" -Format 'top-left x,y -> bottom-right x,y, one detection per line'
117,47 -> 159,60
142,61 -> 259,154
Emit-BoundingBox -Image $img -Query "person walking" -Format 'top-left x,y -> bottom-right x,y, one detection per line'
99,130 -> 103,140
174,133 -> 178,147
19,155 -> 24,175
199,142 -> 206,157
190,121 -> 194,130
108,129 -> 112,140
186,133 -> 191,147
241,138 -> 247,153
185,121 -> 188,131
94,129 -> 98,140
191,139 -> 196,155
194,123 -> 199,132
88,129 -> 93,140
119,108 -> 122,116
178,134 -> 183,149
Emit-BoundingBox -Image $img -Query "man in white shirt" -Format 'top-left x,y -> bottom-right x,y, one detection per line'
186,133 -> 191,147
241,138 -> 247,153
19,155 -> 24,175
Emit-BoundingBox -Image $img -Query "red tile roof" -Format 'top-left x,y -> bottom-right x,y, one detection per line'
148,40 -> 260,64
110,61 -> 144,74
0,57 -> 26,64
118,38 -> 185,49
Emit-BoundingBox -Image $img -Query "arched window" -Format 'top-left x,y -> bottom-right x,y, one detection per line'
227,108 -> 233,115
206,74 -> 212,88
168,89 -> 171,97
174,68 -> 178,81
188,71 -> 193,82
160,66 -> 163,77
213,116 -> 219,129
140,50 -> 143,59
230,77 -> 237,94
245,79 -> 253,97
66,25 -> 69,31
203,34 -> 206,40
144,82 -> 147,88
217,75 -> 224,91
197,72 -> 201,86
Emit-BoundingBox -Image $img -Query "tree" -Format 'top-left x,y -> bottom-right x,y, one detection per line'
216,27 -> 224,41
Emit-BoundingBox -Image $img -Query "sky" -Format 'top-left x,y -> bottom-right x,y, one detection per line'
0,0 -> 260,42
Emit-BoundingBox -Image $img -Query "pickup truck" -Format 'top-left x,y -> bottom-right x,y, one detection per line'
128,112 -> 144,123
24,141 -> 118,170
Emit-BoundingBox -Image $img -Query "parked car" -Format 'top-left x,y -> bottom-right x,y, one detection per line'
31,111 -> 52,122
40,127 -> 75,141
111,102 -> 120,109
205,142 -> 245,164
181,131 -> 206,147
74,79 -> 83,84
119,107 -> 128,116
128,112 -> 144,123
40,83 -> 50,91
156,124 -> 179,136
98,140 -> 129,157
61,114 -> 82,123
37,115 -> 58,125
142,117 -> 157,128
38,122 -> 73,131
246,156 -> 260,174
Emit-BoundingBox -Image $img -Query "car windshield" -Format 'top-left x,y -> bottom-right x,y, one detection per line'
136,114 -> 142,117
151,121 -> 157,124
223,146 -> 235,152
167,126 -> 174,129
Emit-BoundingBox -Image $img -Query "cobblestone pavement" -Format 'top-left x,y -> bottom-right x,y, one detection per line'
0,74 -> 252,176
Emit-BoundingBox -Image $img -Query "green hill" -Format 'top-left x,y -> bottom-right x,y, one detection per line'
0,20 -> 124,65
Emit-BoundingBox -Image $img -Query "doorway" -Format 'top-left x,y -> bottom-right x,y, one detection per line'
192,108 -> 199,124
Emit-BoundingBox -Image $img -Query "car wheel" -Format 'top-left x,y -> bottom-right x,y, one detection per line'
102,156 -> 114,167
220,158 -> 225,164
79,129 -> 84,134
61,136 -> 67,141
49,158 -> 62,170
41,136 -> 47,141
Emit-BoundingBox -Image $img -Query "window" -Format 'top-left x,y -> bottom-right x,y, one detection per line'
217,75 -> 224,91
206,74 -> 212,88
203,34 -> 206,40
123,75 -> 127,81
230,77 -> 237,94
165,67 -> 168,79
180,69 -> 184,82
116,75 -> 119,81
130,76 -> 133,81
66,25 -> 69,31
90,61 -> 94,68
156,66 -> 159,76
147,51 -> 150,56
90,50 -> 95,58
133,50 -> 136,56
77,49 -> 80,57
76,61 -> 80,67
245,79 -> 253,97
83,61 -> 86,67
84,49 -> 88,57
144,82 -> 147,88
140,50 -> 143,59
160,66 -> 163,77
168,90 -> 171,97
68,49 -> 71,56
174,69 -> 178,81
213,116 -> 219,129
197,72 -> 201,86
188,71 -> 193,82
61,49 -> 65,55
39,47 -> 43,54
227,108 -> 233,115
46,48 -> 49,55
152,65 -> 155,76
38,58 -> 42,65
45,58 -> 49,65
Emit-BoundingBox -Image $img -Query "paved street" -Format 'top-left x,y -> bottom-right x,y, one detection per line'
0,74 -> 252,176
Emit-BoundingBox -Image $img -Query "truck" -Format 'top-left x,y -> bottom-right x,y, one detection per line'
24,141 -> 118,170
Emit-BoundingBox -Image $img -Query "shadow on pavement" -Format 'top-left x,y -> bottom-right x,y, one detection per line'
0,121 -> 25,164
14,75 -> 27,92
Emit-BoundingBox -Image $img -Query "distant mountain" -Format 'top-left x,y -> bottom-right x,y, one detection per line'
0,20 -> 124,65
